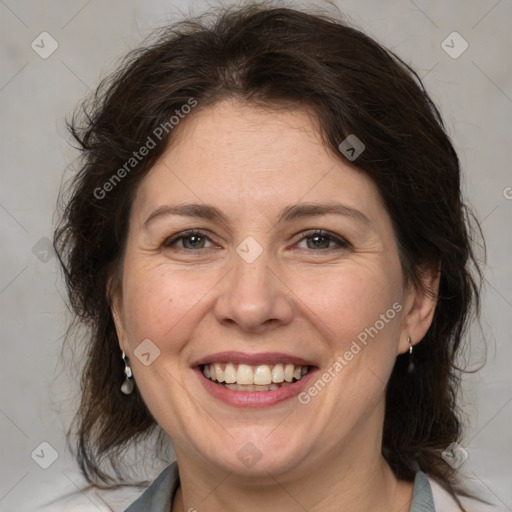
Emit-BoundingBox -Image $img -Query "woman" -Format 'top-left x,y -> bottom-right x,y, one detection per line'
54,3 -> 493,511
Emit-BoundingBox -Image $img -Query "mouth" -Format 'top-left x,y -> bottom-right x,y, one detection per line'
192,351 -> 318,407
200,362 -> 310,391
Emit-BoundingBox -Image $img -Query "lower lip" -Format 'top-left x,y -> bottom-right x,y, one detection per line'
195,367 -> 317,407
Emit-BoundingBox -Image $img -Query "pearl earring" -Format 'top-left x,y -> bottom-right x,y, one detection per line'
121,351 -> 134,394
407,337 -> 415,374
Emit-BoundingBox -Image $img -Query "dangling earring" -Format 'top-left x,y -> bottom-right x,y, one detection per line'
121,351 -> 134,394
407,337 -> 415,374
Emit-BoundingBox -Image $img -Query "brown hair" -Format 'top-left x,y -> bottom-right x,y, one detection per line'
54,2 -> 487,508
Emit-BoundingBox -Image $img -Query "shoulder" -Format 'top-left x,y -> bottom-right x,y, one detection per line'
426,474 -> 505,512
31,484 -> 143,512
122,462 -> 180,512
30,465 -> 177,512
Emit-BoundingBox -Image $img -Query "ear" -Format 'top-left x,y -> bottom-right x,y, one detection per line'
398,263 -> 441,355
107,274 -> 129,353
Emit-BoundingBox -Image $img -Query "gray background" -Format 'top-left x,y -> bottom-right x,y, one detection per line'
1,0 -> 511,510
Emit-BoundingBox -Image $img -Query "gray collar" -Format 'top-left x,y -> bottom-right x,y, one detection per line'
410,471 -> 436,511
124,461 -> 436,511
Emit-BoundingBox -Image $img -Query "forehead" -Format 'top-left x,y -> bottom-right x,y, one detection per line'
133,99 -> 386,226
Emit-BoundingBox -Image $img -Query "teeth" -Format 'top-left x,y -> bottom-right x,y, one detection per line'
253,365 -> 272,385
214,363 -> 225,383
237,364 -> 254,385
203,362 -> 310,387
284,364 -> 294,382
224,363 -> 237,384
209,364 -> 216,381
271,363 -> 284,383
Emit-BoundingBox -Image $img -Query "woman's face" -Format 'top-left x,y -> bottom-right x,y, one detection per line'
112,99 -> 435,479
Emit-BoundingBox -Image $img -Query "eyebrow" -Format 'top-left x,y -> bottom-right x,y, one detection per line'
143,201 -> 370,229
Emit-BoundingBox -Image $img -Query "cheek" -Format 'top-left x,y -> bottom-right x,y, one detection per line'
290,260 -> 403,350
120,260 -> 222,346
298,267 -> 403,410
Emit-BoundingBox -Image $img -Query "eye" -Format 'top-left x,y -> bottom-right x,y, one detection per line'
295,229 -> 350,251
163,229 -> 215,250
162,229 -> 350,252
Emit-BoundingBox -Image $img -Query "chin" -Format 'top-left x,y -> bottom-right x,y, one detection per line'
200,435 -> 309,478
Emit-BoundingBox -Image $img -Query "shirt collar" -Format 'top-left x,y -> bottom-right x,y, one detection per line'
123,462 -> 179,512
410,470 -> 436,511
123,461 -> 436,511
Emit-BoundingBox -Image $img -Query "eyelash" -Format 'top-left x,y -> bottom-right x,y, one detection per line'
162,229 -> 350,252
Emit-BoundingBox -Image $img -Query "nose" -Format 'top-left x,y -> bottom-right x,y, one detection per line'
213,249 -> 294,334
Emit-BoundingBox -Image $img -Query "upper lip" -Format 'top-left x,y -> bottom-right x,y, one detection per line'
191,351 -> 317,367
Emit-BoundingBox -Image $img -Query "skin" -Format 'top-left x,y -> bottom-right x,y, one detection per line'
112,98 -> 439,512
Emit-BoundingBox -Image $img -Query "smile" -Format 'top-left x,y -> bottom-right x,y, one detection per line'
202,363 -> 310,391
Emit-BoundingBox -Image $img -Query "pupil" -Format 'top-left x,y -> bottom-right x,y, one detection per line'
186,235 -> 202,248
310,235 -> 327,249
